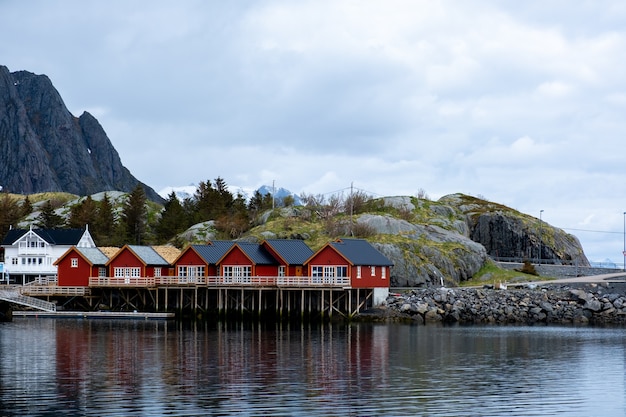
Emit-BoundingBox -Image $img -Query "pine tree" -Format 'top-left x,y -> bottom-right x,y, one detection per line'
36,200 -> 65,229
21,196 -> 33,217
0,193 -> 21,238
155,191 -> 189,242
68,196 -> 98,229
94,193 -> 116,246
121,185 -> 147,245
193,177 -> 234,222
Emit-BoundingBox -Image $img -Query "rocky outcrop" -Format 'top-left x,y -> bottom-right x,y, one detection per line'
440,193 -> 589,266
356,214 -> 487,287
0,65 -> 162,202
381,283 -> 626,324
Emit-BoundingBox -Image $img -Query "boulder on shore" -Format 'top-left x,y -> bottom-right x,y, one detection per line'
377,283 -> 626,325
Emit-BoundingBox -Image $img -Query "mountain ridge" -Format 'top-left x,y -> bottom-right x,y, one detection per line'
0,65 -> 163,202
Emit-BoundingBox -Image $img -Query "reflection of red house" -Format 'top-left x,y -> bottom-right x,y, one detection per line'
54,247 -> 110,286
173,241 -> 234,278
305,238 -> 393,288
106,245 -> 173,279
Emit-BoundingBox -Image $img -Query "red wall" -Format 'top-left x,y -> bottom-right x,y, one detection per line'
350,265 -> 389,288
220,247 -> 250,266
57,250 -> 93,287
175,249 -> 220,276
255,264 -> 278,276
109,248 -> 145,275
307,245 -> 389,288
219,246 -> 279,276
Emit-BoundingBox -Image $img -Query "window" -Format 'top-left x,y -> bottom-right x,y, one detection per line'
312,266 -> 323,283
371,266 -> 376,276
12,258 -> 18,265
190,266 -> 205,277
223,266 -> 251,283
98,267 -> 107,277
114,267 -> 141,278
382,266 -> 386,279
71,258 -> 78,268
178,266 -> 187,277
311,265 -> 348,283
278,266 -> 285,277
357,266 -> 361,279
154,267 -> 162,277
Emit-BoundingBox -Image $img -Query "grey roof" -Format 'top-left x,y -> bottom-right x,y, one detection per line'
191,241 -> 235,264
127,245 -> 169,266
329,238 -> 393,266
1,228 -> 86,245
263,239 -> 314,265
75,247 -> 110,265
235,242 -> 277,265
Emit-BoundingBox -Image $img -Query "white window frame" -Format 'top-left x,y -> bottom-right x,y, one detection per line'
357,266 -> 362,279
371,266 -> 376,276
71,258 -> 78,268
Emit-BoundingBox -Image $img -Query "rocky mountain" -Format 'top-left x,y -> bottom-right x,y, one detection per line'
236,194 -> 589,287
0,66 -> 162,202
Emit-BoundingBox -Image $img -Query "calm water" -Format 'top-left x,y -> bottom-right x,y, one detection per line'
0,319 -> 624,417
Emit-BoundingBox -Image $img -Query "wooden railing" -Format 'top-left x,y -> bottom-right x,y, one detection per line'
89,277 -> 156,287
88,275 -> 351,288
20,286 -> 90,296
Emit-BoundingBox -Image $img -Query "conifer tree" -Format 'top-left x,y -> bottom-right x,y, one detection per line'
21,196 -> 33,217
36,200 -> 65,229
94,193 -> 116,246
68,196 -> 98,229
121,185 -> 147,245
0,193 -> 21,238
155,191 -> 188,242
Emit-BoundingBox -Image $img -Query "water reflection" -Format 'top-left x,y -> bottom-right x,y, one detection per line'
0,320 -> 624,416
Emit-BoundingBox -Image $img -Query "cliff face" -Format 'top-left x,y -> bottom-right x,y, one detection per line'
0,66 -> 162,202
439,194 -> 589,266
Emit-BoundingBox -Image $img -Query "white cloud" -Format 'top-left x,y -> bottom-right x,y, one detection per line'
2,0 -> 626,262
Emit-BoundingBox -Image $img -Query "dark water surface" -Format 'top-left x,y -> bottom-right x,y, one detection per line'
0,319 -> 624,416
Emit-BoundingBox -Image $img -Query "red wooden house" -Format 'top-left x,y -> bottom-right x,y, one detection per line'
261,239 -> 314,278
172,241 -> 234,282
305,238 -> 393,289
216,242 -> 278,283
105,245 -> 172,284
54,247 -> 111,287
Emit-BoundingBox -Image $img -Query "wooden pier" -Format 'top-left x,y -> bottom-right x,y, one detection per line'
17,279 -> 384,321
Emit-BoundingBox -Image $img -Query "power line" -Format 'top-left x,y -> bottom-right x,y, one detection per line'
560,227 -> 623,235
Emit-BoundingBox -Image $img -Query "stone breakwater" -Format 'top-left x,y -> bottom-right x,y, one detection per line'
380,283 -> 626,325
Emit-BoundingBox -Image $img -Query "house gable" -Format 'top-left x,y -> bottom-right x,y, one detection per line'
306,239 -> 393,288
262,239 -> 314,276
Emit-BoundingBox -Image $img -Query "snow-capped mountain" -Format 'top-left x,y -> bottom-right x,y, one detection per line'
158,185 -> 197,201
256,185 -> 302,206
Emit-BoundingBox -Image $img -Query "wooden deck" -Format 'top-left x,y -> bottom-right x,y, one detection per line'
12,310 -> 174,319
88,275 -> 351,288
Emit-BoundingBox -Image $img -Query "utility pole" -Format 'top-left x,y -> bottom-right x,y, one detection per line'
538,210 -> 544,265
350,182 -> 354,236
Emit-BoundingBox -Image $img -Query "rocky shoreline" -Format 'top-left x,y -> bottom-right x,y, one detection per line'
368,282 -> 626,325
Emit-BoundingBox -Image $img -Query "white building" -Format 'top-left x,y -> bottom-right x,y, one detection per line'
0,226 -> 95,284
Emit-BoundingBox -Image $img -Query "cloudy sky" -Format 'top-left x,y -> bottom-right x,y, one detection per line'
2,1 -> 626,263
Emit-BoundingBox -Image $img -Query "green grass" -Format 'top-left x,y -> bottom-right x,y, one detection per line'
460,260 -> 554,287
